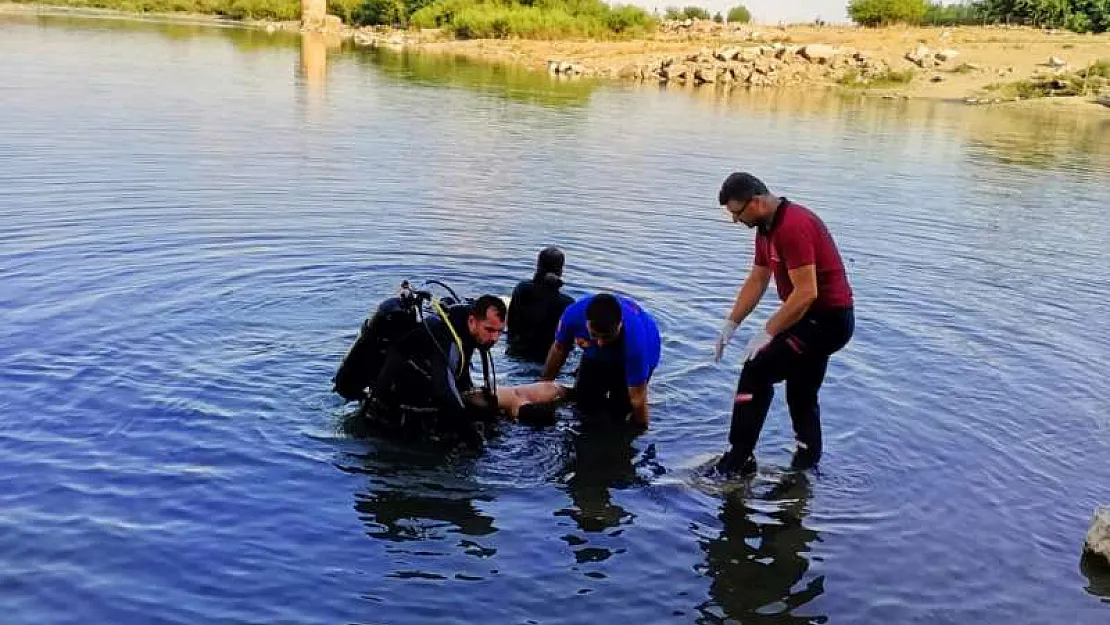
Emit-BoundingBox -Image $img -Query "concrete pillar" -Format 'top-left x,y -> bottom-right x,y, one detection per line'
301,0 -> 327,27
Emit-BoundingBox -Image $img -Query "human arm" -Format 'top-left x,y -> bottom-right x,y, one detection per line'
714,264 -> 772,362
765,264 -> 818,336
541,306 -> 577,380
763,225 -> 819,337
627,384 -> 649,429
439,343 -> 469,413
727,264 -> 772,325
540,341 -> 570,381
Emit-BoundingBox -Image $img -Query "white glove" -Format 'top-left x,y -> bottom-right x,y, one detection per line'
741,329 -> 773,362
713,319 -> 739,363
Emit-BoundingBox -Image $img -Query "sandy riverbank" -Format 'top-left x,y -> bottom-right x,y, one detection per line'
5,3 -> 1110,109
351,22 -> 1110,107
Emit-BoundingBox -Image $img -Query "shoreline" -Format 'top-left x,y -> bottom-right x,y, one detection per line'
4,3 -> 1109,111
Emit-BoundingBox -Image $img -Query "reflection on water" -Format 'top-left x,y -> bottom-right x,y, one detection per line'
345,440 -> 496,572
555,429 -> 641,535
630,81 -> 1110,171
962,106 -> 1110,169
298,31 -> 342,94
696,474 -> 824,623
3,9 -> 301,49
14,8 -> 1108,168
349,46 -> 600,108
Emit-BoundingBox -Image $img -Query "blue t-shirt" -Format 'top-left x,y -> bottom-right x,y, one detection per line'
555,295 -> 661,388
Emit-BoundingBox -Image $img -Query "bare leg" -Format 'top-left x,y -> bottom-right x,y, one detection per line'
496,382 -> 569,419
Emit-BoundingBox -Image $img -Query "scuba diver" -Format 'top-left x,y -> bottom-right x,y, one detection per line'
333,281 -> 507,443
507,247 -> 574,362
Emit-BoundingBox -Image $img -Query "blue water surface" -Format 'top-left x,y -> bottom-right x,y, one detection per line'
2,12 -> 1109,624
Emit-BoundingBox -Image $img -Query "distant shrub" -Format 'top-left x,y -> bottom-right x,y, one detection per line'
353,0 -> 406,25
726,5 -> 751,22
662,5 -> 711,20
847,0 -> 929,26
410,0 -> 656,38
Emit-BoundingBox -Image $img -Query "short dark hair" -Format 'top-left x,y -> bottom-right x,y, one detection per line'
472,295 -> 507,321
718,172 -> 769,206
585,293 -> 622,335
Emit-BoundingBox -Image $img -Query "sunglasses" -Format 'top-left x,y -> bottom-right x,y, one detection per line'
726,198 -> 753,222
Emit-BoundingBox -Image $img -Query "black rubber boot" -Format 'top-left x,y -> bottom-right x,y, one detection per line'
715,448 -> 757,477
789,442 -> 820,471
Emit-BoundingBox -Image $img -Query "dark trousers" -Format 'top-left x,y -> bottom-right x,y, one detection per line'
575,352 -> 637,423
728,307 -> 854,464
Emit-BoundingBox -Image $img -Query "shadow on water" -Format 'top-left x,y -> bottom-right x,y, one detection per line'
348,45 -> 600,109
1081,552 -> 1110,603
695,473 -> 826,624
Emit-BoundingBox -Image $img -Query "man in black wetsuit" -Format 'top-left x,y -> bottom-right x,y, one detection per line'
367,295 -> 507,440
507,247 -> 574,362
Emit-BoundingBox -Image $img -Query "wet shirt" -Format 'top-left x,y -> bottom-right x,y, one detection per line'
507,279 -> 574,359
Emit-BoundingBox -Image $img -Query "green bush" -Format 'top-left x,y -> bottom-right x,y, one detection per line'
662,5 -> 711,19
353,0 -> 406,25
681,5 -> 711,19
411,0 -> 655,38
726,5 -> 751,22
922,1 -> 987,25
838,67 -> 915,87
847,0 -> 929,26
329,0 -> 363,22
606,4 -> 655,33
960,0 -> 1110,33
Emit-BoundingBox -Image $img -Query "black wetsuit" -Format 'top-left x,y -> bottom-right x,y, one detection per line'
367,305 -> 492,439
507,276 -> 573,362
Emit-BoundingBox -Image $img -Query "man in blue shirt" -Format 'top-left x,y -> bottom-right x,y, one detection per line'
540,293 -> 661,428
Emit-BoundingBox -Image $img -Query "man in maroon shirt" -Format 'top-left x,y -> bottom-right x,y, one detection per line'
713,172 -> 855,476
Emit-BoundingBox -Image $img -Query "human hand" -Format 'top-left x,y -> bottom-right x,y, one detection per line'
741,329 -> 773,362
713,319 -> 739,363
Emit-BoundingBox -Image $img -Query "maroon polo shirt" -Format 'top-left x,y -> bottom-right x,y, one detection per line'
753,199 -> 854,309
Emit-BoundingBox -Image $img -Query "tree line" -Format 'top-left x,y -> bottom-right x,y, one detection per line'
848,0 -> 1110,33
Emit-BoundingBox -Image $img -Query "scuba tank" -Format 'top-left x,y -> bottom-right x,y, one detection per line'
332,295 -> 419,402
332,281 -> 430,403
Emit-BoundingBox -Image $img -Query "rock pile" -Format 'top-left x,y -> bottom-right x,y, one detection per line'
904,45 -> 962,69
659,18 -> 748,34
611,44 -> 895,88
352,27 -> 414,48
1086,506 -> 1110,567
547,60 -> 585,76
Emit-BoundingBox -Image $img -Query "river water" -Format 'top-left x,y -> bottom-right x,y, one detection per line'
2,11 -> 1109,624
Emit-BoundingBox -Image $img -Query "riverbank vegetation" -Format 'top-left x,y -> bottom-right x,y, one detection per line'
6,0 -> 300,19
985,58 -> 1110,97
402,0 -> 658,39
848,0 -> 1110,33
8,0 -> 753,38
